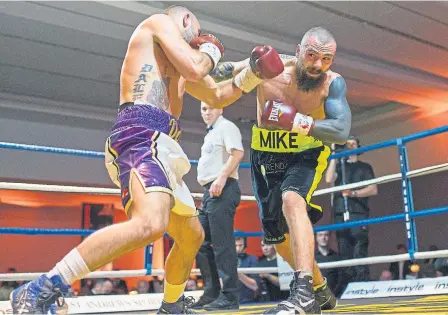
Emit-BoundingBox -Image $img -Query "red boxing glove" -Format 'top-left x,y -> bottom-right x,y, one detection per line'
260,101 -> 315,136
190,34 -> 224,70
249,46 -> 284,79
233,46 -> 284,93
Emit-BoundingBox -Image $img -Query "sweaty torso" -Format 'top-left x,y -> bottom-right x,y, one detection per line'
256,56 -> 340,126
120,26 -> 184,119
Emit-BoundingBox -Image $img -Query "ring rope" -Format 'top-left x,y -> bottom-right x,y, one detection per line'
0,142 -> 105,159
1,125 -> 446,162
1,127 -> 446,287
1,249 -> 448,282
2,206 -> 448,236
315,205 -> 448,232
314,162 -> 448,196
0,162 -> 446,201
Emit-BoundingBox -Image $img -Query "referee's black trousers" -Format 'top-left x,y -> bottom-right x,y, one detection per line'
196,178 -> 241,300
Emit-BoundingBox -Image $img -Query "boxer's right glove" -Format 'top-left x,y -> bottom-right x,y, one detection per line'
233,46 -> 284,93
190,34 -> 225,71
260,100 -> 314,136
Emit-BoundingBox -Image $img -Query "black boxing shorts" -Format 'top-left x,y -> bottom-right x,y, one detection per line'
250,126 -> 331,244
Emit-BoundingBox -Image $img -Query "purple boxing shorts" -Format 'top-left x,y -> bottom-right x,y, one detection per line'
105,104 -> 196,216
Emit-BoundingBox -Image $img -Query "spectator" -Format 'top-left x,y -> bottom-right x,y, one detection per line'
434,257 -> 448,276
151,278 -> 164,293
234,235 -> 258,304
422,245 -> 448,276
418,263 -> 437,279
379,270 -> 392,281
0,281 -> 14,301
85,279 -> 113,295
314,231 -> 342,295
185,279 -> 198,291
90,280 -> 104,295
325,136 -> 377,283
111,273 -> 128,294
389,244 -> 412,280
256,241 -> 289,302
80,279 -> 95,296
424,245 -> 439,266
137,280 -> 150,294
101,279 -> 113,295
5,267 -> 23,289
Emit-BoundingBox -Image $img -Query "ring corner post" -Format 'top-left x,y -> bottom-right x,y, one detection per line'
144,243 -> 153,276
397,138 -> 418,260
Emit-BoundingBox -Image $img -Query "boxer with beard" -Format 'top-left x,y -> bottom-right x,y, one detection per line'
209,27 -> 352,314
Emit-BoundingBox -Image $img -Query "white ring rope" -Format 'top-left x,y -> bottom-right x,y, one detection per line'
1,163 -> 447,282
313,162 -> 448,197
0,162 -> 446,201
1,249 -> 447,282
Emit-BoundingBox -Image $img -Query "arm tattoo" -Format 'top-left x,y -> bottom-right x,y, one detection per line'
310,77 -> 352,144
147,77 -> 170,110
209,62 -> 235,82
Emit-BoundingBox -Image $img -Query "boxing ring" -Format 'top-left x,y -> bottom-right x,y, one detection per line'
0,125 -> 447,314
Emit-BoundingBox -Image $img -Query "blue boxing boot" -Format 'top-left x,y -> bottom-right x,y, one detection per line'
10,274 -> 71,314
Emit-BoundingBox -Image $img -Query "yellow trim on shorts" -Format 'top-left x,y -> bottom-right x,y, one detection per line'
124,169 -> 137,214
106,137 -> 121,180
125,169 -> 174,214
151,131 -> 172,188
305,146 -> 331,205
309,203 -> 323,213
251,125 -> 324,153
124,198 -> 132,214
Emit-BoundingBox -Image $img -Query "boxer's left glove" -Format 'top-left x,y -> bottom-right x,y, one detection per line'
190,34 -> 224,71
260,100 -> 314,136
233,45 -> 284,93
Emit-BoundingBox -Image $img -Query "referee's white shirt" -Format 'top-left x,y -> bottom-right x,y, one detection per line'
197,115 -> 244,186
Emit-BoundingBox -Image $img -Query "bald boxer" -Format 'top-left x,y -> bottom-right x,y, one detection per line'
210,27 -> 351,314
10,6 -> 284,315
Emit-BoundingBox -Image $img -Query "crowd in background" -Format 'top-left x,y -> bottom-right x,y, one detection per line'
2,136 -> 447,303
3,239 -> 447,302
2,242 -> 447,302
315,233 -> 448,296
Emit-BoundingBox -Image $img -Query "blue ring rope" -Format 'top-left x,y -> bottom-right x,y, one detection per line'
0,126 -> 447,262
331,125 -> 448,159
2,206 -> 447,237
0,142 -> 105,158
0,126 -> 446,165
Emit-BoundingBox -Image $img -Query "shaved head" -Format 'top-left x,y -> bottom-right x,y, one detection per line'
165,5 -> 200,44
295,27 -> 337,92
165,5 -> 192,17
301,27 -> 336,47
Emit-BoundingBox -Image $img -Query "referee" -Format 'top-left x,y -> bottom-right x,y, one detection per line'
193,101 -> 244,311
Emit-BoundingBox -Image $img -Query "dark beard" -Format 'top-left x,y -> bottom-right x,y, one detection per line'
296,66 -> 326,92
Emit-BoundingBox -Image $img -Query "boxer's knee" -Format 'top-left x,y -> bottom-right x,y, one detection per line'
182,220 -> 204,253
129,192 -> 171,243
169,215 -> 204,255
282,191 -> 307,218
131,215 -> 168,243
